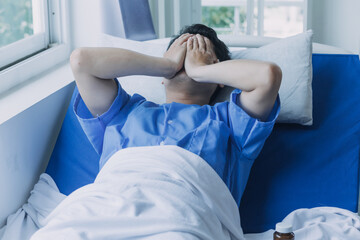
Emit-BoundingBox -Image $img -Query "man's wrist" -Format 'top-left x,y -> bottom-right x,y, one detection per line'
187,65 -> 206,82
162,58 -> 178,79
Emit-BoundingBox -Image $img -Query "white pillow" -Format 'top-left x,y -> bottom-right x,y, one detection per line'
97,34 -> 168,103
230,30 -> 313,125
97,32 -> 313,125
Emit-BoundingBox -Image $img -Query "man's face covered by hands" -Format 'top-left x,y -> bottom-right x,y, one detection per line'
162,33 -> 220,99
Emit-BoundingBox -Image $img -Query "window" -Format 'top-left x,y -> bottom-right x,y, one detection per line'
0,0 -> 34,47
0,0 -> 49,70
0,0 -> 70,94
201,0 -> 307,37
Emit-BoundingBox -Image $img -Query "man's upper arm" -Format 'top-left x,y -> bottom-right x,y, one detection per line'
73,80 -> 130,155
237,64 -> 281,122
70,48 -> 119,117
238,86 -> 278,122
227,89 -> 280,159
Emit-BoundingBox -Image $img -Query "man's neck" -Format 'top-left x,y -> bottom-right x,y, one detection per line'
166,93 -> 210,106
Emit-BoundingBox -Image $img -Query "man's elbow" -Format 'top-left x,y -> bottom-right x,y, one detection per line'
264,63 -> 282,92
70,48 -> 89,74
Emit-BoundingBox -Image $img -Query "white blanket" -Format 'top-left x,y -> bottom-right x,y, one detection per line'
0,174 -> 65,240
31,146 -> 245,240
2,146 -> 360,239
246,207 -> 360,239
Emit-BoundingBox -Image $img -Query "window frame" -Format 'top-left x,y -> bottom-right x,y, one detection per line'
0,0 -> 49,70
201,0 -> 308,37
0,0 -> 71,95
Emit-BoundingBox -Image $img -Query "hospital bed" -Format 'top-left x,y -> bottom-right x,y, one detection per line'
43,36 -> 360,234
1,1 -> 360,237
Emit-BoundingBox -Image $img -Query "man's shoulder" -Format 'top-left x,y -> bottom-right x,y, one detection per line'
125,93 -> 162,112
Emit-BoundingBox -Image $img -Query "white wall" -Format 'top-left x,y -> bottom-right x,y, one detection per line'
69,0 -> 103,48
0,83 -> 74,226
307,0 -> 360,54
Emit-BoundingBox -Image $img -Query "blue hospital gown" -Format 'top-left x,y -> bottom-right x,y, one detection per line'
74,80 -> 280,206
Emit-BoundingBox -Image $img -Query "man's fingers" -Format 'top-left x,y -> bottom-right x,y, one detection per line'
192,36 -> 199,50
176,33 -> 193,46
204,37 -> 217,60
187,36 -> 193,51
196,34 -> 206,52
204,37 -> 212,51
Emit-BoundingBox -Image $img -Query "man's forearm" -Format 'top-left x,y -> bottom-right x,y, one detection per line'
70,47 -> 178,117
188,59 -> 281,92
71,47 -> 177,80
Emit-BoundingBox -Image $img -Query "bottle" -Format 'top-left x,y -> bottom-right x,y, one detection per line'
273,222 -> 295,240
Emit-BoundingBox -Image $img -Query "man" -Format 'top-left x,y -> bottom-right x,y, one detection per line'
70,24 -> 281,206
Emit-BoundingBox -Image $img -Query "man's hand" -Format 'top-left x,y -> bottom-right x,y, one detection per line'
181,34 -> 281,121
163,33 -> 193,78
185,34 -> 218,81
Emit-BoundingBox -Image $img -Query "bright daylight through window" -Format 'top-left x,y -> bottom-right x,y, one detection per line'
0,0 -> 33,47
0,0 -> 49,70
201,0 -> 306,37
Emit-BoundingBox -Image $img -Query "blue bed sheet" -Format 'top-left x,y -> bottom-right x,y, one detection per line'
46,88 -> 99,195
46,54 -> 360,233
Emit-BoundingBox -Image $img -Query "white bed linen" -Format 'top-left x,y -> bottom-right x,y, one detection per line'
246,207 -> 360,239
31,146 -> 245,240
2,146 -> 360,239
0,174 -> 65,240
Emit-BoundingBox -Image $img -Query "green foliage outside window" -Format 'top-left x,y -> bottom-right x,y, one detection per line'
0,0 -> 33,47
202,6 -> 247,35
202,7 -> 234,28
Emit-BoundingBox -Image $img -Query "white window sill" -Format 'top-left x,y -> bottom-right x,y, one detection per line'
0,61 -> 74,125
0,43 -> 71,94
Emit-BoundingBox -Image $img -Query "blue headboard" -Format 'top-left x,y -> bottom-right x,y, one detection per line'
240,54 -> 360,233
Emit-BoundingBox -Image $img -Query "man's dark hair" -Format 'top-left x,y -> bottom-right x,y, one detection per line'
167,24 -> 230,62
